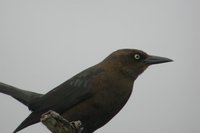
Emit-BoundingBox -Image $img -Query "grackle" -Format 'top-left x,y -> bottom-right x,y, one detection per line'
0,49 -> 172,133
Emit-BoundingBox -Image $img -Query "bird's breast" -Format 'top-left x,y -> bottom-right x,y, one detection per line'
88,73 -> 134,123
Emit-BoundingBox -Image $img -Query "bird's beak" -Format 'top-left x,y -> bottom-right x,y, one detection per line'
143,55 -> 173,65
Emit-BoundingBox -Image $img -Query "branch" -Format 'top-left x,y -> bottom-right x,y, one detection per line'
41,110 -> 83,133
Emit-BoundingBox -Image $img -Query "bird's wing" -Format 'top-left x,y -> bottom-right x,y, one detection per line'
14,81 -> 93,133
15,82 -> 92,132
14,66 -> 103,133
30,66 -> 103,113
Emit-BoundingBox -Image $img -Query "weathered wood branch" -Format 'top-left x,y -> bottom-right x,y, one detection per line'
41,110 -> 83,133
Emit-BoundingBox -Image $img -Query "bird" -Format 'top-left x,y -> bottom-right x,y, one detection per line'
0,49 -> 172,133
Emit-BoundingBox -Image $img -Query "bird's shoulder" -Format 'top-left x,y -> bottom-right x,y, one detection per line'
30,65 -> 104,112
68,65 -> 104,88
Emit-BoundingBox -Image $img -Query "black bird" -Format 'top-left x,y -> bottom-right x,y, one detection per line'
0,49 -> 172,133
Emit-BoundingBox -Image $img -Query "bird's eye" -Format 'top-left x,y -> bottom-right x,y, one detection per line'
134,54 -> 141,60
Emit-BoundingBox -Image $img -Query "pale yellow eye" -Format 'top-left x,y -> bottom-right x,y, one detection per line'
134,54 -> 141,60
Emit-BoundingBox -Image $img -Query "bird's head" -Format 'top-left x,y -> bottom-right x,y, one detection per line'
102,49 -> 173,80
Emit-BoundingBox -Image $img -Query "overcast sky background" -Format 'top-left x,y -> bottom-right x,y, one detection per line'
0,0 -> 199,133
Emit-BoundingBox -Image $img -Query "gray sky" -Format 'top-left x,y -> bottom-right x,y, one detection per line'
0,0 -> 199,133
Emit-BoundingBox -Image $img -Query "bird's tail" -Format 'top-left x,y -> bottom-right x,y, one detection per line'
13,111 -> 42,133
0,82 -> 44,132
0,82 -> 43,110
